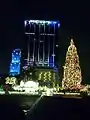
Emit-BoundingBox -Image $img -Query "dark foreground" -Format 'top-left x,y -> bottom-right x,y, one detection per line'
0,95 -> 90,120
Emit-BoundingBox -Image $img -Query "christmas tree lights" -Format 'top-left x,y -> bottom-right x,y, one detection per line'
5,77 -> 17,85
62,39 -> 82,90
53,73 -> 56,88
43,72 -> 47,81
38,71 -> 53,81
38,72 -> 43,80
48,71 -> 52,81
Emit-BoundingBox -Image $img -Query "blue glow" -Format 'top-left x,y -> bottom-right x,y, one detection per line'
49,56 -> 54,67
10,63 -> 20,73
9,49 -> 21,76
11,49 -> 21,63
24,20 -> 60,26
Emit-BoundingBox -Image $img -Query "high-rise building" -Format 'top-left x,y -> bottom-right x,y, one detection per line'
23,20 -> 60,69
9,49 -> 21,76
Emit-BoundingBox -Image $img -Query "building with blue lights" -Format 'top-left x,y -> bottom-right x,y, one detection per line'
23,20 -> 60,69
9,49 -> 21,76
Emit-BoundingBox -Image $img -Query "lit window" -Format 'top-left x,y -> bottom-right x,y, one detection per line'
56,45 -> 59,47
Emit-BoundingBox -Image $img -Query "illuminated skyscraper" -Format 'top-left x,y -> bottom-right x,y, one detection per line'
9,49 -> 21,76
23,20 -> 60,69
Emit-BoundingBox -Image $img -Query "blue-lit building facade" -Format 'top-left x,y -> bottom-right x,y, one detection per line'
9,49 -> 21,76
23,20 -> 60,69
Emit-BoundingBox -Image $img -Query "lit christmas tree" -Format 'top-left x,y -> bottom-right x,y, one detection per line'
62,39 -> 82,90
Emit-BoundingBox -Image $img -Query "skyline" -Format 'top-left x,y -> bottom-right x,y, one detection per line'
0,1 -> 90,83
0,17 -> 90,84
0,17 -> 90,83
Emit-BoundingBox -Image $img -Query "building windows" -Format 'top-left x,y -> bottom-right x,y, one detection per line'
9,49 -> 21,76
24,20 -> 60,68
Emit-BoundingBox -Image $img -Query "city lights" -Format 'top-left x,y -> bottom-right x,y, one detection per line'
24,19 -> 59,68
38,72 -> 43,80
5,77 -> 17,85
56,44 -> 59,47
0,18 -> 90,98
48,71 -> 52,81
9,49 -> 21,76
37,70 -> 54,82
24,20 -> 60,26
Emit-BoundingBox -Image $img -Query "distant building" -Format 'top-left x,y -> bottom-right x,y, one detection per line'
9,49 -> 21,76
22,20 -> 60,69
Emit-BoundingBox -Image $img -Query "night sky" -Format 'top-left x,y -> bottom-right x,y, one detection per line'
0,1 -> 90,83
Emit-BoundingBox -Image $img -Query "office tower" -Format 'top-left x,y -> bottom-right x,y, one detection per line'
23,20 -> 60,69
9,49 -> 21,76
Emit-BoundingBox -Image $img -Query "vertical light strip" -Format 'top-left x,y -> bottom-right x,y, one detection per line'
43,23 -> 45,66
53,24 -> 55,67
48,25 -> 50,66
27,24 -> 31,65
33,23 -> 36,62
38,24 -> 40,63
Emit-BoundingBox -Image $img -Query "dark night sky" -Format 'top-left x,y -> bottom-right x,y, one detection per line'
0,1 -> 90,83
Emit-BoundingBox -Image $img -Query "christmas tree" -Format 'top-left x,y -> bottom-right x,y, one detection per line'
62,39 -> 82,90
